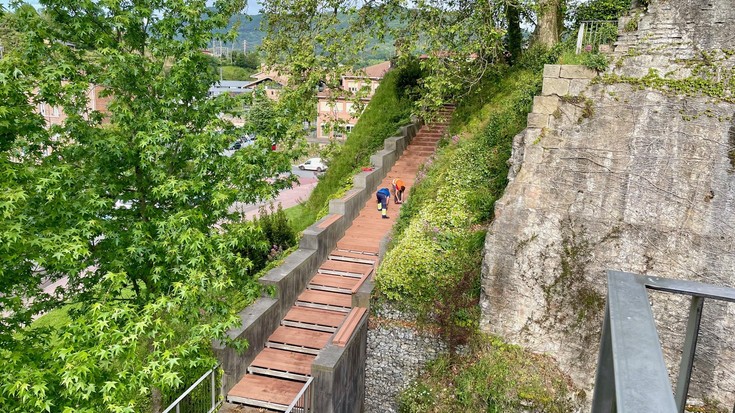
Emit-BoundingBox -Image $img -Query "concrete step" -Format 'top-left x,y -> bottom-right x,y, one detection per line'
282,306 -> 346,332
248,348 -> 314,381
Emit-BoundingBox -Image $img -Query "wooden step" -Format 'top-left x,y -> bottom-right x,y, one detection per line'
336,238 -> 380,255
282,306 -> 346,332
318,259 -> 373,278
227,374 -> 303,411
329,249 -> 378,264
266,326 -> 332,355
309,273 -> 361,293
249,348 -> 315,381
297,290 -> 352,312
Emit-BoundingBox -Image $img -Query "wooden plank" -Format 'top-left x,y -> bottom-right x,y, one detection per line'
283,307 -> 346,328
310,274 -> 360,291
268,326 -> 332,349
336,239 -> 379,254
329,249 -> 378,265
333,308 -> 368,346
298,290 -> 352,308
250,348 -> 315,376
319,259 -> 373,276
351,272 -> 373,294
228,374 -> 302,407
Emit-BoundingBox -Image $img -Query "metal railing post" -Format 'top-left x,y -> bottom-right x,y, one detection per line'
161,364 -> 222,413
211,367 -> 216,411
576,22 -> 586,54
674,296 -> 704,412
592,302 -> 616,413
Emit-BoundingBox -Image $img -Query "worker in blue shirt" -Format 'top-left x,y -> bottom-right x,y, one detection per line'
376,187 -> 391,219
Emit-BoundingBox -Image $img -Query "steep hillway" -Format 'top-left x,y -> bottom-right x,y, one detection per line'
223,106 -> 454,412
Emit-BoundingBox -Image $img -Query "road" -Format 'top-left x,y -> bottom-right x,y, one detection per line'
229,166 -> 322,220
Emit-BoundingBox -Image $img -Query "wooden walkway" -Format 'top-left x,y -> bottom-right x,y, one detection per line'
225,107 -> 454,412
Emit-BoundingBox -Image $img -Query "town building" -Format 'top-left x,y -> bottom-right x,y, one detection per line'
315,61 -> 391,141
36,85 -> 112,127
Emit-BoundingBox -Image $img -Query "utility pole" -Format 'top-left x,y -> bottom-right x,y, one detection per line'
243,40 -> 247,54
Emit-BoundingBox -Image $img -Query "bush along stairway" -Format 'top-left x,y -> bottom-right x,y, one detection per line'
224,105 -> 454,412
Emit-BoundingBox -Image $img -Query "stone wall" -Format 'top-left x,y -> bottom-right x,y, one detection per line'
364,304 -> 447,413
480,2 -> 735,404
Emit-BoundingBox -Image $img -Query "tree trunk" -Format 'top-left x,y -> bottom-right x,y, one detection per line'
536,0 -> 563,47
506,1 -> 522,64
152,387 -> 163,412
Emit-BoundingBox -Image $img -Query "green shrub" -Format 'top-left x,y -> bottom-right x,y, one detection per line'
398,335 -> 580,413
258,203 -> 297,254
580,52 -> 610,72
572,0 -> 632,25
378,66 -> 543,315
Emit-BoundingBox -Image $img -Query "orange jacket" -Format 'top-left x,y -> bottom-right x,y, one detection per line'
392,178 -> 405,190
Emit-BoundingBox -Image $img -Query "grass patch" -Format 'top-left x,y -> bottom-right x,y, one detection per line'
30,305 -> 76,330
398,335 -> 580,413
219,65 -> 255,81
284,203 -> 315,233
377,47 -> 576,411
379,63 -> 544,312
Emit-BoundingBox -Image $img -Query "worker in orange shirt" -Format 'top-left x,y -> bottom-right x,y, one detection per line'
391,178 -> 406,204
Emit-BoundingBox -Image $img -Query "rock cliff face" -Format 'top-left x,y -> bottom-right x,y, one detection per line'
480,0 -> 735,406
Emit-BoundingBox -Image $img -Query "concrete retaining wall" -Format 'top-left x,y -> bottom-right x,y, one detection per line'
214,119 -> 421,396
312,312 -> 369,413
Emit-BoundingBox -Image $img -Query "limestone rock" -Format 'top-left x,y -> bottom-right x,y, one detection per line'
481,0 -> 735,407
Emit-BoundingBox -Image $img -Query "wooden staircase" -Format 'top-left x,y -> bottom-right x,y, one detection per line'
225,105 -> 454,412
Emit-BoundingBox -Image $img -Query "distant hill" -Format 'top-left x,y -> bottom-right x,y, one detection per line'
221,13 -> 397,66
227,14 -> 265,53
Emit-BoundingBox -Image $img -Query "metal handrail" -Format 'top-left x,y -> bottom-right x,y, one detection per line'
576,20 -> 618,54
285,377 -> 314,413
161,364 -> 221,413
592,271 -> 735,412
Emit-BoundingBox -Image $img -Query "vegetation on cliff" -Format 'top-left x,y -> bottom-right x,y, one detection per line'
376,46 -> 582,411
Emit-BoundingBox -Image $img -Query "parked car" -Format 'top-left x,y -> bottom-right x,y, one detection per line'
222,134 -> 256,157
298,157 -> 328,172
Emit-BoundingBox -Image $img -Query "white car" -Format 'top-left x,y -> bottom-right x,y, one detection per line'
298,158 -> 328,172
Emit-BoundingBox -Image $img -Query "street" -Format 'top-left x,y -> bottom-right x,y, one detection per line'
229,166 -> 322,220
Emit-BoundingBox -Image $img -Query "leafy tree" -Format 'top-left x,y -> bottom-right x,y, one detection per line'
0,0 -> 303,411
230,50 -> 261,70
257,0 -> 565,117
571,0 -> 632,25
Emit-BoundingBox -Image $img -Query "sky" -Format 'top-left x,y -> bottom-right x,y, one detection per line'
1,0 -> 263,15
